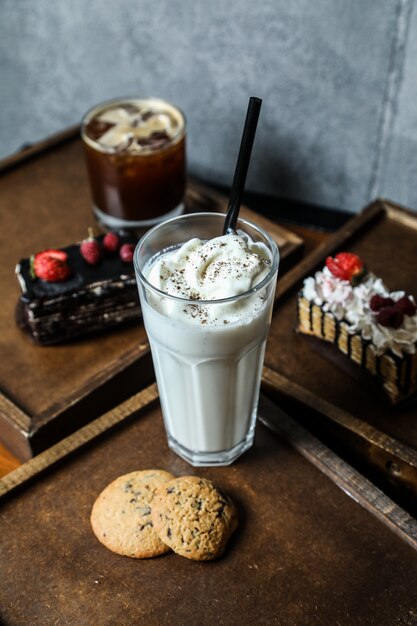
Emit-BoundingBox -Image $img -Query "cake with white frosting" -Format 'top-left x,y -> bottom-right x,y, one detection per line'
297,252 -> 417,404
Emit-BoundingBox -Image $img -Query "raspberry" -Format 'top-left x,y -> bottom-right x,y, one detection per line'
382,297 -> 395,308
103,231 -> 121,254
32,249 -> 71,282
119,243 -> 135,263
377,306 -> 404,329
80,229 -> 101,265
370,295 -> 394,311
370,295 -> 384,312
395,295 -> 417,316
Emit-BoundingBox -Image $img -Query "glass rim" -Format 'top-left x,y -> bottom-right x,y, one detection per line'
133,212 -> 279,306
80,96 -> 186,155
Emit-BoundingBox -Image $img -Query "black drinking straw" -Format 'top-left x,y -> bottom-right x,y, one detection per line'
223,96 -> 262,235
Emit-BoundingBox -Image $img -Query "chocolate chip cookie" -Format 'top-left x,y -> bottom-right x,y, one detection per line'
91,469 -> 174,558
152,476 -> 238,561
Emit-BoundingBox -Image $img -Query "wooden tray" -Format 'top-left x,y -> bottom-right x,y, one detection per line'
1,379 -> 417,626
264,199 -> 417,512
0,128 -> 303,461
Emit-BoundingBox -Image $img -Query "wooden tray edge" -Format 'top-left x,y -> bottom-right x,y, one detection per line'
275,198 -> 417,303
35,342 -> 151,427
0,383 -> 158,500
259,368 -> 417,552
261,365 -> 417,473
0,125 -> 81,175
274,199 -> 386,301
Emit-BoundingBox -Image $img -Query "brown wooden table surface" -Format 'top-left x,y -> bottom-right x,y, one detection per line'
2,383 -> 417,626
3,131 -> 417,625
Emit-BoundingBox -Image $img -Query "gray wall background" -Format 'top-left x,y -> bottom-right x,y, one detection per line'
1,0 -> 417,214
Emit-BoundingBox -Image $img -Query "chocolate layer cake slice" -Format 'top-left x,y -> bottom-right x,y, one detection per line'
15,233 -> 141,345
296,252 -> 417,404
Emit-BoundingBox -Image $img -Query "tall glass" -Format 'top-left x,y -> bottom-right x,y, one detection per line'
134,212 -> 279,466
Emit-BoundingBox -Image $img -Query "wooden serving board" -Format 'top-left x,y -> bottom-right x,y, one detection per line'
1,379 -> 417,626
264,199 -> 417,513
0,128 -> 303,461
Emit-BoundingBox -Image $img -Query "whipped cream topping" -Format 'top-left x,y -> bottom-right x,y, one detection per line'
302,266 -> 417,356
145,233 -> 272,325
84,99 -> 184,153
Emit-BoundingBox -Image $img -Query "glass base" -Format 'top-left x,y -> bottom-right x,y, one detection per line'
166,431 -> 255,467
93,202 -> 185,234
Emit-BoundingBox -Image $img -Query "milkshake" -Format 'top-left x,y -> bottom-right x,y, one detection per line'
134,212 -> 279,466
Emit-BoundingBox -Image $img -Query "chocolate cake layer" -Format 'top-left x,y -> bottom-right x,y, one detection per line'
15,234 -> 141,345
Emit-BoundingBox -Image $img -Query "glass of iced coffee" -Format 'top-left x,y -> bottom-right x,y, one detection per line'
81,97 -> 186,233
134,212 -> 279,466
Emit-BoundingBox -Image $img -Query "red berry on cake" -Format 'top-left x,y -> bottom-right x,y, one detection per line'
382,297 -> 395,308
32,249 -> 71,282
103,231 -> 121,254
80,229 -> 102,265
369,295 -> 394,311
376,306 -> 404,329
119,243 -> 135,263
395,295 -> 417,316
370,294 -> 384,312
325,252 -> 365,284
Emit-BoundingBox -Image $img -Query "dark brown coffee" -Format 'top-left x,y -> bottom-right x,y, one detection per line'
81,98 -> 186,231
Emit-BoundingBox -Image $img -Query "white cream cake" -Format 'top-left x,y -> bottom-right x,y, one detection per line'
297,252 -> 417,404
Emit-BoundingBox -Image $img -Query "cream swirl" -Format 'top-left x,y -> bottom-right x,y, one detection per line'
85,98 -> 184,152
145,234 -> 272,325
